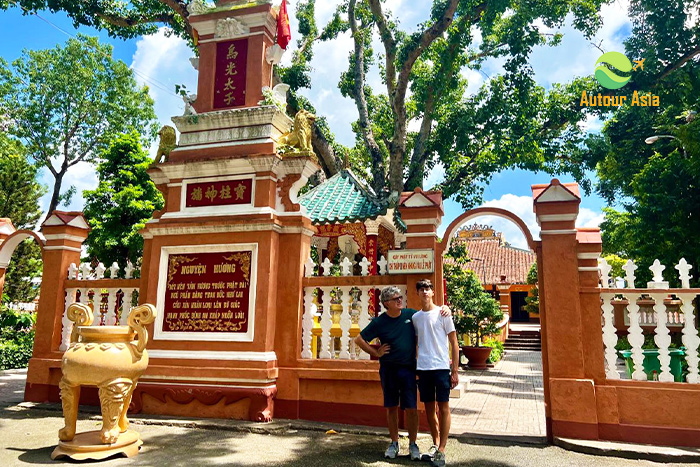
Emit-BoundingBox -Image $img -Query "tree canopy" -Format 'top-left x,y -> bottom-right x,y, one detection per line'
0,135 -> 46,302
0,35 -> 157,215
83,132 -> 165,272
574,0 -> 700,286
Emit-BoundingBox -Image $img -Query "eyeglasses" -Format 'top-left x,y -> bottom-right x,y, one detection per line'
386,296 -> 403,303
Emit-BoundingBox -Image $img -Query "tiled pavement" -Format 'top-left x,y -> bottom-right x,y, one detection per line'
450,350 -> 546,437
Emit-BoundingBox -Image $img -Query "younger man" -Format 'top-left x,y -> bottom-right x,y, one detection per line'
412,279 -> 459,467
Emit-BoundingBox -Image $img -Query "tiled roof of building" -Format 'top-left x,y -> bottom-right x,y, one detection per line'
452,238 -> 536,285
299,169 -> 387,225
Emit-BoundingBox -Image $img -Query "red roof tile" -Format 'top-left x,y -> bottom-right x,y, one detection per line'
448,238 -> 536,285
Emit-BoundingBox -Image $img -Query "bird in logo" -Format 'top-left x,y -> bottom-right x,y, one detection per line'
633,58 -> 645,71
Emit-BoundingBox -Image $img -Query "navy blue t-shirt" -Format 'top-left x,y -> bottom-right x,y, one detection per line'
359,308 -> 417,366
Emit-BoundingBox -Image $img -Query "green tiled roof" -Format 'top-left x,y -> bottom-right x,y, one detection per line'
299,170 -> 386,224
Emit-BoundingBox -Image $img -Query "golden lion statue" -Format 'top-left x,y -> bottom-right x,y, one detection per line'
153,125 -> 177,164
279,109 -> 316,153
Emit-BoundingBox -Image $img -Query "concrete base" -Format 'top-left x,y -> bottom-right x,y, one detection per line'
51,429 -> 142,461
555,437 -> 700,464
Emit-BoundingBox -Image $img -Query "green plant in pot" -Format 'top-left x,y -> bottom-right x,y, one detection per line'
444,243 -> 504,369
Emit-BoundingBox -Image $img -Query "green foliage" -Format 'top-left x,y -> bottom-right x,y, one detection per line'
484,337 -> 504,364
0,136 -> 45,302
603,254 -> 626,281
445,243 -> 504,346
566,1 -> 700,285
82,132 -> 164,271
0,305 -> 35,370
524,262 -> 539,316
0,35 -> 157,214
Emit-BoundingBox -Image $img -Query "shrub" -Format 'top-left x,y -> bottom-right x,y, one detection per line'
0,306 -> 36,369
484,337 -> 504,363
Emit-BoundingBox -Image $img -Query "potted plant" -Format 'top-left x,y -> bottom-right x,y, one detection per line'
444,243 -> 504,369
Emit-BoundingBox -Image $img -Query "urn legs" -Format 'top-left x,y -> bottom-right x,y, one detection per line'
98,378 -> 134,444
58,378 -> 80,442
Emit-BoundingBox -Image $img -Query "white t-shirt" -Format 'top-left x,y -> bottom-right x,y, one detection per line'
412,306 -> 456,371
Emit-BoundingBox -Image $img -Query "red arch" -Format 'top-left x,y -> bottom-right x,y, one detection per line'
0,230 -> 45,268
438,206 -> 536,256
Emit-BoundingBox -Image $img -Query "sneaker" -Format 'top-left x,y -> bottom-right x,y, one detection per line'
384,441 -> 399,459
409,442 -> 421,461
431,450 -> 446,467
421,445 -> 438,461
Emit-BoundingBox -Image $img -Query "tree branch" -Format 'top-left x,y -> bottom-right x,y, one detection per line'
367,0 -> 397,99
349,0 -> 386,194
656,45 -> 700,82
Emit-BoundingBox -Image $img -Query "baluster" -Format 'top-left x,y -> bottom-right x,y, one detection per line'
125,261 -> 135,279
651,293 -> 674,382
301,287 -> 316,359
109,262 -> 120,279
321,257 -> 333,277
358,287 -> 372,360
359,257 -> 371,276
680,293 -> 700,383
599,258 -> 612,288
627,296 -> 646,380
304,256 -> 316,277
622,260 -> 637,288
120,289 -> 134,325
601,295 -> 620,379
675,258 -> 692,289
106,289 -> 118,325
60,289 -> 77,351
95,262 -> 106,279
377,255 -> 388,275
79,263 -> 92,280
92,289 -> 102,325
67,263 -> 78,280
338,286 -> 352,359
340,257 -> 353,276
319,287 -> 333,359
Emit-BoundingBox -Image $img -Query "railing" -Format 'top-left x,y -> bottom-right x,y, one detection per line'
60,261 -> 140,350
599,257 -> 700,383
301,254 -> 404,360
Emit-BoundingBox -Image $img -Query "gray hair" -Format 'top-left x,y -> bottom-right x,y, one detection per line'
380,286 -> 403,304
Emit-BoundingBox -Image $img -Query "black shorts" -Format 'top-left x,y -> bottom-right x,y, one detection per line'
379,364 -> 418,409
417,370 -> 451,403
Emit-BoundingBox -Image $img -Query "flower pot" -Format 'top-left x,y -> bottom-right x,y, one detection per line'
620,348 -> 685,382
461,346 -> 492,369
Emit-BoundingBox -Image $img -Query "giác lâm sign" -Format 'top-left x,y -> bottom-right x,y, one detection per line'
387,249 -> 435,274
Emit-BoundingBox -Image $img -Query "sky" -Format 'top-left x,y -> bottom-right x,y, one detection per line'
0,1 -> 635,249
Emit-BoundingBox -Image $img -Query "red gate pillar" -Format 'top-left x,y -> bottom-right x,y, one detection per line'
532,179 -> 599,441
398,188 -> 444,310
25,211 -> 88,402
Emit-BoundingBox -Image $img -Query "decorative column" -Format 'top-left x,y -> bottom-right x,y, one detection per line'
532,179 -> 598,441
0,218 -> 16,298
397,188 -> 444,310
25,211 -> 88,403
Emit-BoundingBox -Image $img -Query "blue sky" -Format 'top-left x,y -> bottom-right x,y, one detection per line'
0,1 -> 635,249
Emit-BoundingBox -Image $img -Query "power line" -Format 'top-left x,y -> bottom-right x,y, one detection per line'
21,7 -> 185,103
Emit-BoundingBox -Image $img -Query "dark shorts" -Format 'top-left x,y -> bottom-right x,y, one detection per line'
379,364 -> 418,409
417,370 -> 451,403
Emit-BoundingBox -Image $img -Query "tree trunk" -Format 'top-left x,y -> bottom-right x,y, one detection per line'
47,170 -> 65,216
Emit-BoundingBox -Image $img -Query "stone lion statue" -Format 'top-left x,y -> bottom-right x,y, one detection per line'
153,125 -> 177,164
279,109 -> 316,153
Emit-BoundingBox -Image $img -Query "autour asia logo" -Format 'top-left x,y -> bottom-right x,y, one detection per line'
580,51 -> 659,107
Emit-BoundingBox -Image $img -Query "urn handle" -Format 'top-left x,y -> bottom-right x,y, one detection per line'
67,303 -> 94,344
128,304 -> 157,358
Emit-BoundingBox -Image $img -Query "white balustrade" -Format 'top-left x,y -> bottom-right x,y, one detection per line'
679,293 -> 700,383
60,288 -> 77,351
601,298 -> 619,379
303,254 -> 393,277
300,284 -> 408,360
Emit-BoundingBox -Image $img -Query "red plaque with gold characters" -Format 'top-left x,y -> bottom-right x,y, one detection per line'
213,39 -> 248,109
162,251 -> 252,333
185,178 -> 253,208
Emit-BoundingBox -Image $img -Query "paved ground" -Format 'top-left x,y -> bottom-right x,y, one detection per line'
451,350 -> 545,438
3,404 -> 699,466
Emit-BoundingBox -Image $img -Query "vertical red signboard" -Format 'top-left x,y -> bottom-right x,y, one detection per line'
213,39 -> 248,109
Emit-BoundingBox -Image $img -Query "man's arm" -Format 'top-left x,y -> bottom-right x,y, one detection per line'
440,305 -> 452,317
448,331 -> 460,389
354,334 -> 389,358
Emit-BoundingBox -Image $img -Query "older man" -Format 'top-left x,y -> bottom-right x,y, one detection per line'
354,286 -> 449,461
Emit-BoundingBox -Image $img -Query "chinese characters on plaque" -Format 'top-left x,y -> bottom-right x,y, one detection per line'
185,178 -> 253,208
213,39 -> 248,109
163,251 -> 253,333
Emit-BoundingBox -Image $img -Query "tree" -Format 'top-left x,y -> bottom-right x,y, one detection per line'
444,242 -> 503,346
0,135 -> 46,302
570,0 -> 700,286
0,35 -> 157,215
523,262 -> 539,317
82,132 -> 165,272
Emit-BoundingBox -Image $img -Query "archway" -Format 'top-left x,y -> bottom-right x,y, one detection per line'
0,230 -> 46,299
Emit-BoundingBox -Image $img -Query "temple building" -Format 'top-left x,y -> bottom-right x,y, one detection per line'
452,224 -> 537,322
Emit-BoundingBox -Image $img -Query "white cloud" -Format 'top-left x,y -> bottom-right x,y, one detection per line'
577,207 -> 605,228
131,28 -> 198,156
